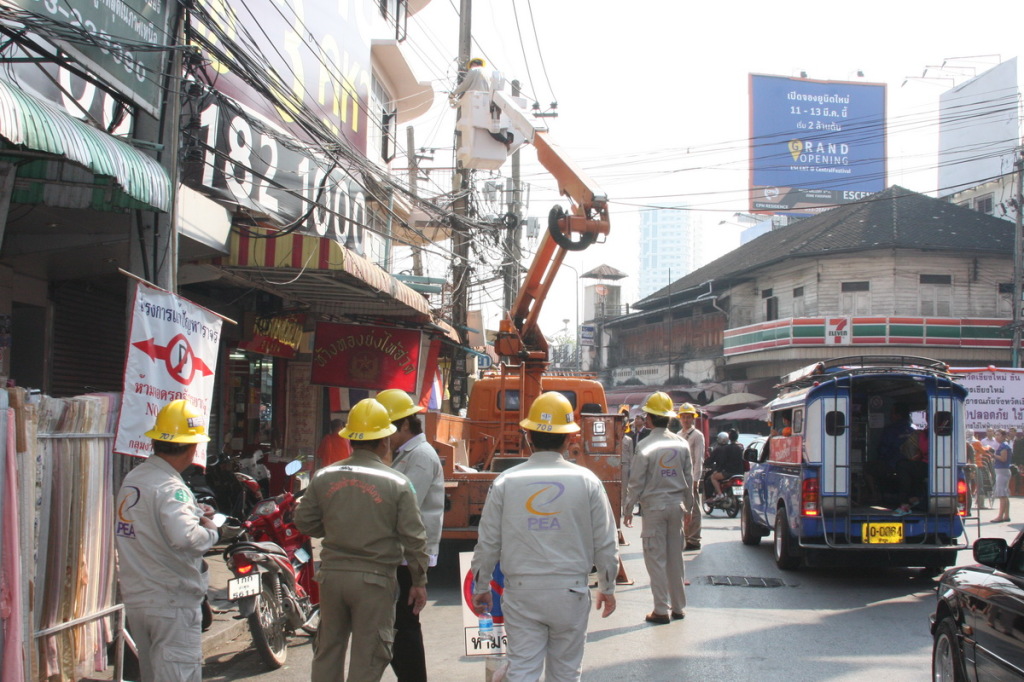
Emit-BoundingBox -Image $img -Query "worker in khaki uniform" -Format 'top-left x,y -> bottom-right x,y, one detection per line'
471,392 -> 618,682
679,404 -> 706,550
623,392 -> 693,624
377,389 -> 445,682
294,398 -> 429,682
114,400 -> 220,682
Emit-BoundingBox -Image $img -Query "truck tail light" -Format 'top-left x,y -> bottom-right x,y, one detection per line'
802,473 -> 819,516
956,478 -> 968,517
801,477 -> 820,517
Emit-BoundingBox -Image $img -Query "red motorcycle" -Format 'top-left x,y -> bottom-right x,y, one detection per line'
223,461 -> 318,669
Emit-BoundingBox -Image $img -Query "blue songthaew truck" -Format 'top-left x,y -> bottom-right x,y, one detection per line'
741,356 -> 969,571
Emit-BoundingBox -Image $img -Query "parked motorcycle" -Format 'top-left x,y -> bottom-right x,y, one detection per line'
182,463 -> 219,511
222,460 -> 318,669
701,469 -> 745,518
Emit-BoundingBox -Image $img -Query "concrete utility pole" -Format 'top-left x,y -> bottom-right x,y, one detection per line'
1013,152 -> 1023,367
406,126 -> 424,277
448,0 -> 472,413
502,80 -> 524,312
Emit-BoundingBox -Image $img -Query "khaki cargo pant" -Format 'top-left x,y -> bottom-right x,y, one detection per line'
313,569 -> 398,682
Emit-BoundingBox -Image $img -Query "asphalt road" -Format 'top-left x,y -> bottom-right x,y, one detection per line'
201,505 -> 1023,682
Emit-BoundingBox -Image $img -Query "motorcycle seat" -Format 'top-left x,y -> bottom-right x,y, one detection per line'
232,540 -> 288,557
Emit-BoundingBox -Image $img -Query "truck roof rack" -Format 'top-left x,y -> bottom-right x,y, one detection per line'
776,355 -> 953,390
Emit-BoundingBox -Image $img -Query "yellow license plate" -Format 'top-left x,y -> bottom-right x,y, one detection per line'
862,522 -> 904,544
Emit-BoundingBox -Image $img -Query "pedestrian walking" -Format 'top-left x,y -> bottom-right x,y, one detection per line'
620,411 -> 635,516
623,391 -> 693,624
678,404 -> 706,550
315,417 -> 352,469
294,398 -> 429,682
470,391 -> 618,682
377,388 -> 445,682
991,429 -> 1013,522
114,400 -> 220,682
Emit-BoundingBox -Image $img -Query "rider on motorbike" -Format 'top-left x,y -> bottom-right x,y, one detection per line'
708,430 -> 744,501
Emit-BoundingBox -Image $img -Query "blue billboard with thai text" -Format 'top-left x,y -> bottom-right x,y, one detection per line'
749,74 -> 887,215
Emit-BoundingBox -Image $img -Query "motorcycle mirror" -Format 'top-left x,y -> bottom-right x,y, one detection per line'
212,513 -> 227,528
284,460 -> 302,476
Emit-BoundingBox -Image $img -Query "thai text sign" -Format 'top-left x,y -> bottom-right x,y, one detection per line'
4,0 -> 171,117
115,282 -> 222,462
749,74 -> 886,215
239,312 -> 305,358
950,367 -> 1024,432
311,322 -> 421,392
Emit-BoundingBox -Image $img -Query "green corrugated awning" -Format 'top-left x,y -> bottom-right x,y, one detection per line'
0,78 -> 171,212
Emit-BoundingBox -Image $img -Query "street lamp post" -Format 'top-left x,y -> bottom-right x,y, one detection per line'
560,262 -> 581,370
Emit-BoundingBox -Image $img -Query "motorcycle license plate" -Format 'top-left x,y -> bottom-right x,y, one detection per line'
294,546 -> 311,565
732,486 -> 744,496
228,574 -> 260,600
862,522 -> 904,544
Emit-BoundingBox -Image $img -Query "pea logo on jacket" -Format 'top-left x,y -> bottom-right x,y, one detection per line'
658,450 -> 680,478
116,486 -> 140,539
525,481 -> 565,530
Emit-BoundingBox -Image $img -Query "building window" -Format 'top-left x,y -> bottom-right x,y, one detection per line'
920,274 -> 952,316
840,281 -> 870,315
999,282 -> 1014,316
369,74 -> 394,164
761,288 -> 773,299
792,286 -> 805,318
975,194 -> 994,215
766,296 -> 779,321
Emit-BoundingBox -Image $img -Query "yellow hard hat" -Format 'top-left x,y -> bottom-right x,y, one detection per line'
642,391 -> 676,418
376,388 -> 426,422
340,399 -> 398,441
520,391 -> 581,434
678,402 -> 699,417
468,57 -> 485,68
144,399 -> 211,444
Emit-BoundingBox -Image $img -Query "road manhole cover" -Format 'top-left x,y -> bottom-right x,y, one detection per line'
705,575 -> 786,587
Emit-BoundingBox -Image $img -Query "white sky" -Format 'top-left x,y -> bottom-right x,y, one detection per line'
398,0 -> 1024,338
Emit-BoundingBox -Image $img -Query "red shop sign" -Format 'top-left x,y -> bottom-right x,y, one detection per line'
311,322 -> 422,392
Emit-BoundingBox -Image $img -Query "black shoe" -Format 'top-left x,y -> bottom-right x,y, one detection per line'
685,543 -> 701,551
671,611 -> 686,620
645,612 -> 670,625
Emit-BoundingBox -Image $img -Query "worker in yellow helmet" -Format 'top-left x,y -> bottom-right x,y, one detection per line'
451,55 -> 489,104
376,388 -> 444,682
114,400 -> 219,682
623,391 -> 694,625
678,403 -> 706,551
294,398 -> 428,682
470,392 -> 618,681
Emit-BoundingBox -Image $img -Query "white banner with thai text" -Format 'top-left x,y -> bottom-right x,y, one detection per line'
950,367 -> 1024,432
115,282 -> 222,463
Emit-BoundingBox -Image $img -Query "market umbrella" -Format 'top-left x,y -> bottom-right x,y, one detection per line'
710,406 -> 769,422
703,392 -> 765,409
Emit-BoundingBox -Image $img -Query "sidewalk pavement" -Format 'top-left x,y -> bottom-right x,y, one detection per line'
202,541 -> 250,657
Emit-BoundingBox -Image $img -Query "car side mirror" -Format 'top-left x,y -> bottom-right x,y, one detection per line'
743,447 -> 758,463
974,537 -> 1009,569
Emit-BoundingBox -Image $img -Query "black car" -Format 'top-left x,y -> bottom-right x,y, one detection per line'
931,531 -> 1024,680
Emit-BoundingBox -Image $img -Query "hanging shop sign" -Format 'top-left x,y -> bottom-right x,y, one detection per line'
115,281 -> 223,463
311,322 -> 421,392
238,312 -> 306,358
5,0 -> 172,117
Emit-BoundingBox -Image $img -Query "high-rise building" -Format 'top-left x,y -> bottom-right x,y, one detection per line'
638,206 -> 703,298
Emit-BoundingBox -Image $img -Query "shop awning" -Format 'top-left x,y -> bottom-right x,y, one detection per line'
0,78 -> 171,212
204,225 -> 458,341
